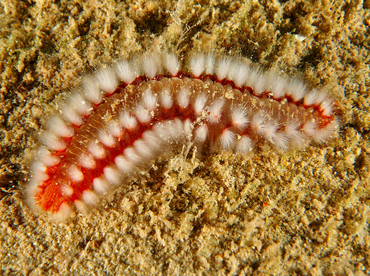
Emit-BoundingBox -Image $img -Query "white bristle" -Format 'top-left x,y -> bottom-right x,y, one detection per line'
142,54 -> 161,79
271,131 -> 289,150
115,59 -> 138,84
173,118 -> 185,140
98,130 -> 116,148
61,184 -> 74,197
152,122 -> 170,142
236,135 -> 253,154
177,88 -> 190,109
103,166 -> 122,185
244,67 -> 259,88
219,129 -> 236,150
30,170 -> 48,184
164,53 -> 180,76
285,120 -> 307,148
190,53 -> 205,77
314,91 -> 329,106
38,147 -> 60,167
205,54 -> 216,75
142,130 -> 162,151
133,139 -> 153,158
108,120 -> 123,138
115,155 -> 135,174
61,104 -> 83,126
304,120 -> 337,143
135,105 -> 152,124
303,89 -> 326,106
74,200 -> 87,214
119,111 -> 137,130
52,203 -> 72,221
302,122 -> 318,137
93,177 -> 110,194
42,132 -> 67,151
123,147 -> 142,164
215,57 -> 231,81
142,89 -> 157,111
82,190 -> 99,205
67,92 -> 92,117
194,124 -> 208,144
79,153 -> 96,169
231,107 -> 249,130
286,79 -> 307,102
31,161 -> 47,174
160,89 -> 173,109
267,72 -> 288,99
88,142 -> 106,159
95,67 -> 118,94
162,120 -> 181,141
229,62 -> 249,87
312,128 -> 332,143
159,122 -> 176,142
26,184 -> 41,211
193,94 -> 207,116
171,118 -> 186,138
183,118 -> 193,137
31,161 -> 49,183
320,99 -> 333,116
322,119 -> 338,139
245,68 -> 264,95
82,76 -> 103,104
250,70 -> 266,96
250,113 -> 267,136
208,99 -> 224,124
261,121 -> 279,142
47,116 -> 74,138
68,165 -> 84,182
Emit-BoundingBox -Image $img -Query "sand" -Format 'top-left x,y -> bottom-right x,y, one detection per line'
0,0 -> 369,275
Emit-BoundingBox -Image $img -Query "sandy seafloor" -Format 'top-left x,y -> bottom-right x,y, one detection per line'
0,0 -> 369,275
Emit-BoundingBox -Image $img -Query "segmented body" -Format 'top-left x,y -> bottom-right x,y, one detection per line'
27,53 -> 339,220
